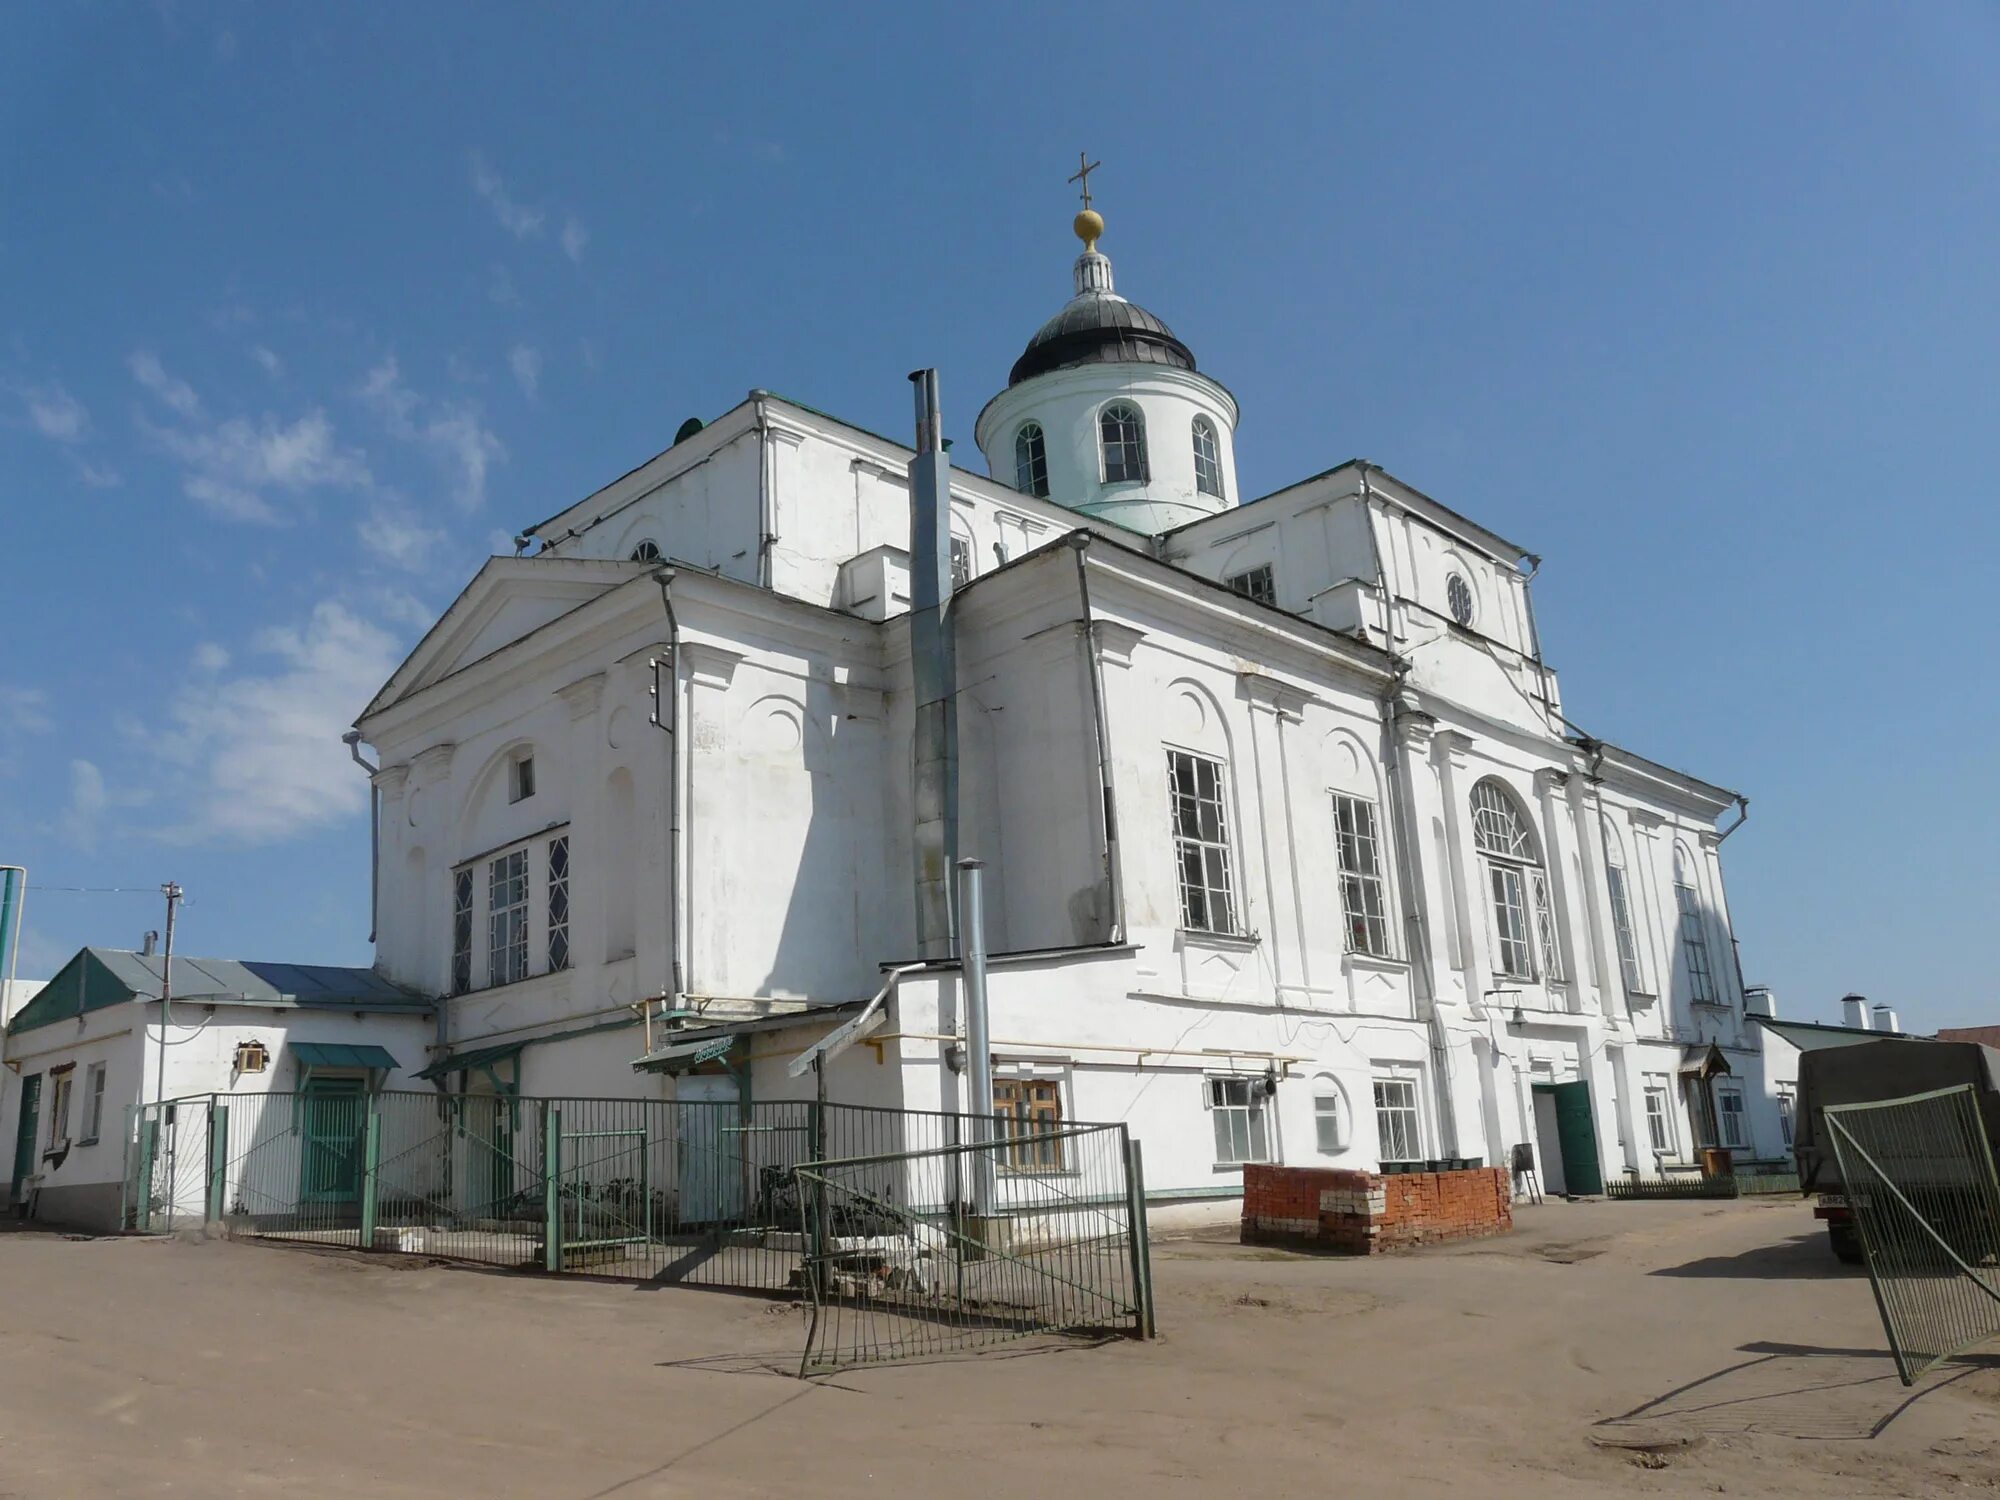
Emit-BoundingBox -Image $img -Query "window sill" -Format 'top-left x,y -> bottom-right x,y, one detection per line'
1343,950 -> 1409,973
1212,1161 -> 1263,1174
1179,928 -> 1260,952
76,1136 -> 99,1148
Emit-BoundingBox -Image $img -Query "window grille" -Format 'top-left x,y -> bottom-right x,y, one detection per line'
993,1078 -> 1065,1170
630,539 -> 661,562
1100,403 -> 1147,484
1373,1077 -> 1422,1163
1531,869 -> 1562,982
1446,572 -> 1475,626
488,849 -> 529,987
1169,749 -> 1237,935
1208,1076 -> 1270,1164
1607,864 -> 1644,992
1333,794 -> 1390,957
451,868 -> 474,996
949,535 -> 972,589
1472,781 -> 1547,981
1013,422 -> 1049,498
1226,564 -> 1275,607
547,836 -> 570,972
1192,417 -> 1223,498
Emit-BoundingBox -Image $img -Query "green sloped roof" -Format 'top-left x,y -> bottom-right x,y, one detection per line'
292,1042 -> 400,1070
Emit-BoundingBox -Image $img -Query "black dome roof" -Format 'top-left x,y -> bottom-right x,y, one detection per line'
1007,294 -> 1197,388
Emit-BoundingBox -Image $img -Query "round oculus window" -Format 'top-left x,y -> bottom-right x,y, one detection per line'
1446,573 -> 1474,627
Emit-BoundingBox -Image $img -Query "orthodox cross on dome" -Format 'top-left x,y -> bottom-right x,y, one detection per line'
1068,151 -> 1102,211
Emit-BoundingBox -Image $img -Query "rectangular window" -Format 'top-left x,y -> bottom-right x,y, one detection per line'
80,1062 -> 106,1143
1332,794 -> 1391,957
487,849 -> 529,987
451,868 -> 474,996
1169,749 -> 1238,935
1225,564 -> 1275,607
1643,1081 -> 1672,1154
509,754 -> 535,803
949,535 -> 973,589
49,1073 -> 73,1147
1717,1087 -> 1747,1149
1373,1076 -> 1422,1163
1677,880 -> 1718,1004
1488,864 -> 1533,979
1685,1079 -> 1719,1148
1777,1089 -> 1795,1148
1607,865 -> 1644,993
1208,1076 -> 1270,1165
1530,869 -> 1562,982
1314,1088 -> 1344,1154
547,836 -> 570,972
993,1077 -> 1065,1171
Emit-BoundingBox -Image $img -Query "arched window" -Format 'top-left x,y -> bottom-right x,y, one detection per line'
1100,403 -> 1147,484
1674,846 -> 1717,1004
630,539 -> 661,562
1604,834 -> 1645,994
1191,416 -> 1223,498
1471,780 -> 1560,983
1014,422 -> 1049,498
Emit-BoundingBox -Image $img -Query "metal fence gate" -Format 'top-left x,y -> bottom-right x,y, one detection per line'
1824,1084 -> 2000,1384
794,1123 -> 1154,1374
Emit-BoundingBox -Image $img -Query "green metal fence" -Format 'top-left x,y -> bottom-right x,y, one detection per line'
1606,1163 -> 1801,1201
121,1088 -> 1156,1371
1824,1084 -> 2000,1385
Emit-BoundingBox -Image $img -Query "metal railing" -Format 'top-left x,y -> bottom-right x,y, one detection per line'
1825,1084 -> 2000,1384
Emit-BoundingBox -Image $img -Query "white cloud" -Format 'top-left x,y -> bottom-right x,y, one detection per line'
156,599 -> 404,845
192,642 -> 231,673
359,356 -> 504,511
487,263 -> 521,308
469,150 -> 544,240
358,506 -> 446,572
1,685 -> 53,734
561,216 -> 589,263
508,343 -> 541,401
250,345 -> 284,378
183,475 -> 277,524
58,758 -> 108,851
129,349 -> 203,417
70,456 -> 123,489
23,384 -> 87,442
146,406 -> 371,525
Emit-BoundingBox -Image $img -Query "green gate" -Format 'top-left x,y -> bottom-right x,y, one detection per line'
1824,1084 -> 2000,1384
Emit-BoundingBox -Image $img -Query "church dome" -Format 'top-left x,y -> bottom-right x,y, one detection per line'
1008,295 -> 1197,387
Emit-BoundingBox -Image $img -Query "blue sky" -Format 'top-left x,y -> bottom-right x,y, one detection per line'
2,5 -> 1995,1028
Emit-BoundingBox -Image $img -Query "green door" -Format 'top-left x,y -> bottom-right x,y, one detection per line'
1550,1080 -> 1604,1196
10,1074 -> 41,1201
300,1079 -> 366,1204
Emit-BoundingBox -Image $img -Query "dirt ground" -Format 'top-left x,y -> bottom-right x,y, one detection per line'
2,1197 -> 1997,1497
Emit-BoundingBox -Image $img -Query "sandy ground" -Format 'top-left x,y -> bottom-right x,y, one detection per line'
1,1197 -> 1997,1497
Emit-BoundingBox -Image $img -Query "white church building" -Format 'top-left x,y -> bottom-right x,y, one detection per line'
355,192 -> 1794,1204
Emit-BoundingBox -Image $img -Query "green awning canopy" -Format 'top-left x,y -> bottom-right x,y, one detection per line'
415,1041 -> 524,1082
632,1034 -> 739,1074
293,1042 -> 399,1071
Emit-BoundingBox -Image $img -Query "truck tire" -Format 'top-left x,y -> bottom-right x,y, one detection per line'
1829,1222 -> 1865,1265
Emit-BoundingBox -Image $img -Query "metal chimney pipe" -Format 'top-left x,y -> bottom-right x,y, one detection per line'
1841,994 -> 1871,1030
1872,1003 -> 1898,1035
908,368 -> 958,959
141,930 -> 158,958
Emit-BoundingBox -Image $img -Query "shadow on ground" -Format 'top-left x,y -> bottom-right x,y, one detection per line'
1650,1232 -> 1857,1280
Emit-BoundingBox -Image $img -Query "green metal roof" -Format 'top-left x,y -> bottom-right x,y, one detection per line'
415,1040 -> 525,1081
6,947 -> 430,1036
293,1042 -> 399,1071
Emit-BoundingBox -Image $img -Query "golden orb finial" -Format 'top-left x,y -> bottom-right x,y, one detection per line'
1074,207 -> 1104,252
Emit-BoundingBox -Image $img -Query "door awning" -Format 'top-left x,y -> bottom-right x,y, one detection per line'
414,1040 -> 523,1082
1677,1042 -> 1732,1081
293,1042 -> 398,1071
631,1004 -> 866,1074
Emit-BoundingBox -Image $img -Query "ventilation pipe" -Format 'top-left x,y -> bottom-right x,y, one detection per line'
1873,1002 -> 1899,1035
1841,994 -> 1871,1030
908,369 -> 959,959
141,930 -> 158,958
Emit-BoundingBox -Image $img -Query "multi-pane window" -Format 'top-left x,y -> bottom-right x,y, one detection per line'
81,1062 -> 106,1142
1644,1081 -> 1672,1153
1446,573 -> 1475,627
49,1072 -> 73,1146
1472,781 -> 1548,983
1226,564 -> 1275,606
993,1078 -> 1064,1170
488,849 -> 529,987
1607,864 -> 1645,993
1333,794 -> 1391,957
1777,1089 -> 1795,1148
949,535 -> 972,589
1169,749 -> 1237,935
1208,1076 -> 1270,1164
629,539 -> 662,562
547,836 -> 570,972
1100,403 -> 1148,483
1373,1076 -> 1422,1163
1314,1085 -> 1344,1154
1014,422 -> 1049,498
1717,1086 -> 1747,1149
451,868 -> 475,996
1192,416 -> 1223,498
1675,849 -> 1718,1004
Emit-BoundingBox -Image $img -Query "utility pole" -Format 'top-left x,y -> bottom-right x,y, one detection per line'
154,882 -> 182,1110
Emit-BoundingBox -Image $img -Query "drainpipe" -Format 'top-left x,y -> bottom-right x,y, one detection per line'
1518,554 -> 1554,731
1068,534 -> 1126,945
1715,795 -> 1750,843
1358,464 -> 1394,650
650,569 -> 686,1008
908,370 -> 959,959
341,731 -> 380,944
752,390 -> 778,591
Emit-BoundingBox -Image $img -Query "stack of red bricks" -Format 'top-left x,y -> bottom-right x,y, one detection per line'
1241,1162 -> 1513,1254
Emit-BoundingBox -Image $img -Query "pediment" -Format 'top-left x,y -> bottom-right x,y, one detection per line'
361,557 -> 645,721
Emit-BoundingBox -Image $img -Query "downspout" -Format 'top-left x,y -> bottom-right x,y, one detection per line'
650,569 -> 686,1010
752,391 -> 778,591
1715,794 -> 1750,843
1518,554 -> 1555,732
341,730 -> 380,945
1358,464 -> 1394,650
1582,740 -> 1629,1014
1068,534 -> 1126,945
